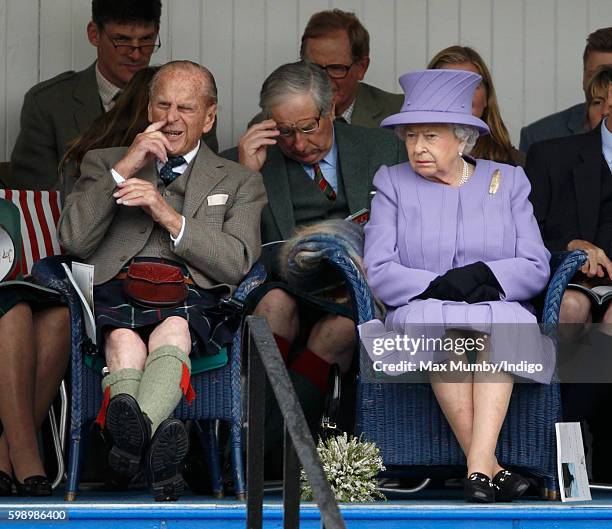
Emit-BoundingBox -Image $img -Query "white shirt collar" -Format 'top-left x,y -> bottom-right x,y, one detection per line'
341,99 -> 356,124
95,63 -> 122,112
156,141 -> 201,174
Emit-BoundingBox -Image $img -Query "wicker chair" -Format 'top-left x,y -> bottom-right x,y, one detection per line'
310,243 -> 586,500
32,256 -> 266,501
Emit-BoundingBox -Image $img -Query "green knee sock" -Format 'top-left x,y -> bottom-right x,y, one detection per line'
136,345 -> 191,434
97,368 -> 143,428
101,368 -> 142,399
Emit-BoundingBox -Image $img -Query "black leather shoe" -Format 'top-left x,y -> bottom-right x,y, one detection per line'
492,469 -> 530,502
14,475 -> 51,497
464,472 -> 495,503
106,394 -> 151,480
0,471 -> 12,496
146,418 -> 189,502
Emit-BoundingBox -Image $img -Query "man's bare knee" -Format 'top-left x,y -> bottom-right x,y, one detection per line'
254,288 -> 299,341
105,328 -> 147,371
148,316 -> 191,354
560,291 -> 592,324
308,314 -> 356,372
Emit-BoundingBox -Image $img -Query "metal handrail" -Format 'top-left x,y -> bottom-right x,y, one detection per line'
245,315 -> 346,529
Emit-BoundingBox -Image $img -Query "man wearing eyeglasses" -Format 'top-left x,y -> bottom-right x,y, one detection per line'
9,1 -> 216,193
222,61 -> 405,471
300,9 -> 403,127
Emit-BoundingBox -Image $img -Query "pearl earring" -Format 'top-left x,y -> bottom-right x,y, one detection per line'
458,151 -> 463,157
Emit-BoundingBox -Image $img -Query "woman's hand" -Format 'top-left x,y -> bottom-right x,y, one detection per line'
567,239 -> 612,278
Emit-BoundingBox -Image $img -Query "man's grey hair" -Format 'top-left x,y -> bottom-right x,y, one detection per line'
260,61 -> 333,118
395,123 -> 479,154
150,60 -> 218,105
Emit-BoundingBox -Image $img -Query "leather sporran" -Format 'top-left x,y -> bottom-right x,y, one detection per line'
123,261 -> 188,308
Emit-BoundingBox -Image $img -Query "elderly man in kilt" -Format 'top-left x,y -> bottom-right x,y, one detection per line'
59,61 -> 266,501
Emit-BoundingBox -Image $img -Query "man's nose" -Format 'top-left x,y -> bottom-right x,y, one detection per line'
293,131 -> 309,151
127,47 -> 143,61
167,106 -> 179,122
604,95 -> 612,118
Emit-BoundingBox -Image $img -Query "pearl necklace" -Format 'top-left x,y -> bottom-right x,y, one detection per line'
456,158 -> 471,187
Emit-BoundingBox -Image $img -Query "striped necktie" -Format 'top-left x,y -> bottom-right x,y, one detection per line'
159,156 -> 186,186
312,162 -> 336,201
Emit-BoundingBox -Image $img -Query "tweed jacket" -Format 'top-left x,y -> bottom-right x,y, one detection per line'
526,123 -> 612,254
9,62 -> 219,194
519,102 -> 587,155
222,121 -> 407,243
58,144 -> 267,293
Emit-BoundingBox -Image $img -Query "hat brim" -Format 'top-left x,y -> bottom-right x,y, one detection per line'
381,110 -> 490,135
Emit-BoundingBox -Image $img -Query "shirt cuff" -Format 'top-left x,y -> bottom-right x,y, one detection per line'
110,168 -> 126,184
170,216 -> 186,246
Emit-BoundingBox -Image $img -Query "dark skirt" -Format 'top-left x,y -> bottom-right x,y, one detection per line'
94,262 -> 237,359
0,282 -> 64,318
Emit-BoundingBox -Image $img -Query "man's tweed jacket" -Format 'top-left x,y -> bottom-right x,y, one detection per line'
58,143 -> 266,293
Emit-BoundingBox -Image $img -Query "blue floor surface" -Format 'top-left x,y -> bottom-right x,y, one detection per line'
2,488 -> 612,528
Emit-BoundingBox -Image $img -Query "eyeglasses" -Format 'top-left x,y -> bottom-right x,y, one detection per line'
315,62 -> 357,79
103,28 -> 161,55
276,115 -> 321,137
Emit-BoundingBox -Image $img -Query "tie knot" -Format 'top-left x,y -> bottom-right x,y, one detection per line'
160,156 -> 187,185
167,156 -> 186,168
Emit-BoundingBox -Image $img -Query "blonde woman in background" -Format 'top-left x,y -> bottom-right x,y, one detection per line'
428,46 -> 524,166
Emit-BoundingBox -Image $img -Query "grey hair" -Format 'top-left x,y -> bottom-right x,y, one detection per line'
150,60 -> 218,105
394,123 -> 479,154
260,61 -> 334,117
452,125 -> 479,154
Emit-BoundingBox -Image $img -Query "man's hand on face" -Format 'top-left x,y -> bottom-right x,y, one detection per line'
237,119 -> 280,172
113,178 -> 183,238
113,120 -> 171,179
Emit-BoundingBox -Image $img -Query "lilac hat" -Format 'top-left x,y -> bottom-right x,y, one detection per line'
381,69 -> 490,135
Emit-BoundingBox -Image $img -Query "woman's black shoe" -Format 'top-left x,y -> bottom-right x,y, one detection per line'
464,472 -> 495,503
0,471 -> 12,496
14,475 -> 52,497
492,470 -> 530,502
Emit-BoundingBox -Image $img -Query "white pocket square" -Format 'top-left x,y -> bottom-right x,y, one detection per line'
207,193 -> 229,206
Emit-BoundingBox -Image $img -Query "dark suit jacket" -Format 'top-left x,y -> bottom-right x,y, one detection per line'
59,143 -> 266,292
9,62 -> 219,193
520,103 -> 586,154
525,123 -> 612,254
221,121 -> 407,243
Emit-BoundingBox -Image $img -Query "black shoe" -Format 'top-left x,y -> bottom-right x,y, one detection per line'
14,475 -> 52,497
492,470 -> 530,502
146,418 -> 189,502
0,471 -> 12,496
106,394 -> 151,480
464,472 -> 495,503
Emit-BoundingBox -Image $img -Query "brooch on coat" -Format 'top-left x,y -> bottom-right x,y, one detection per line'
489,169 -> 501,194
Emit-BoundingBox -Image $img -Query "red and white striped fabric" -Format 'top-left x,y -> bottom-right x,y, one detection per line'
0,190 -> 62,277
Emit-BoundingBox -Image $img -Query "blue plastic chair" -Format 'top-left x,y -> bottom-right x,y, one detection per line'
32,256 -> 266,501
297,242 -> 586,499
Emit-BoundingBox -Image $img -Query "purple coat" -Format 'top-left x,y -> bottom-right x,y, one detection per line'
360,160 -> 554,383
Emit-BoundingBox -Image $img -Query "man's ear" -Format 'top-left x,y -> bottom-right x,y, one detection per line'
202,104 -> 217,134
147,103 -> 153,124
87,21 -> 100,47
356,57 -> 370,81
329,102 -> 336,119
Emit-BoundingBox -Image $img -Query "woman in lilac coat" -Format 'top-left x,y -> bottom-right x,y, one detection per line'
362,70 -> 552,503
